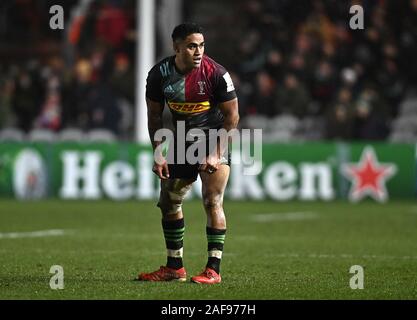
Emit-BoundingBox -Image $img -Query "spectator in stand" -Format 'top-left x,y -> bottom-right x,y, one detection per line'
109,53 -> 135,138
110,53 -> 135,104
310,59 -> 337,114
325,88 -> 355,140
35,75 -> 62,131
352,87 -> 390,141
246,70 -> 276,117
264,49 -> 284,81
0,78 -> 16,128
35,56 -> 67,131
12,70 -> 43,132
62,59 -> 94,130
274,73 -> 310,118
376,43 -> 405,117
95,0 -> 131,49
325,104 -> 353,141
88,82 -> 122,134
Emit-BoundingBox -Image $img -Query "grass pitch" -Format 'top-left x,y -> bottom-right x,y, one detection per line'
0,199 -> 416,299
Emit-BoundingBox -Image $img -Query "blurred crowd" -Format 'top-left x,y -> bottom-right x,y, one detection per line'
198,0 -> 417,141
1,0 -> 417,142
0,0 -> 136,139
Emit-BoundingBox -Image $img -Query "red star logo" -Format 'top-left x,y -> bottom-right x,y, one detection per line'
341,147 -> 397,202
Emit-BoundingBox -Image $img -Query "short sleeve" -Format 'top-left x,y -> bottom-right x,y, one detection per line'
145,66 -> 164,104
213,69 -> 237,103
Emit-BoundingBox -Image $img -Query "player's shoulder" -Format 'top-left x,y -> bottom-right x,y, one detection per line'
202,56 -> 235,93
151,55 -> 174,69
148,56 -> 175,77
201,55 -> 229,76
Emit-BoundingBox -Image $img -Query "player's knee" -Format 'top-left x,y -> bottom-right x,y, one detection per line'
158,202 -> 183,216
158,180 -> 192,216
157,194 -> 183,216
203,194 -> 223,211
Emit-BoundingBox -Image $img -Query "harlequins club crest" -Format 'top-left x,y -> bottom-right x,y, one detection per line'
197,81 -> 205,95
341,146 -> 397,202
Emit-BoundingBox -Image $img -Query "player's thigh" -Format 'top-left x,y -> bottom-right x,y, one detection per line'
157,178 -> 195,214
200,165 -> 230,204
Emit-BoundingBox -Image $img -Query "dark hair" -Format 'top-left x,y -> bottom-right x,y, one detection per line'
171,23 -> 204,42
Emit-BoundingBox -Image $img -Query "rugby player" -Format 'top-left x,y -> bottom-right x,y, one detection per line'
136,22 -> 239,284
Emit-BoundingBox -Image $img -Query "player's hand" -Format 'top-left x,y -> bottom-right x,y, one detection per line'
152,160 -> 170,180
199,154 -> 219,174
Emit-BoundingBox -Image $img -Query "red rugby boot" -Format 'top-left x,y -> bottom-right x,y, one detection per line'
191,267 -> 221,284
136,266 -> 187,282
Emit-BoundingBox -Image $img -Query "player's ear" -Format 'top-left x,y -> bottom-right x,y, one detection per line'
173,41 -> 180,53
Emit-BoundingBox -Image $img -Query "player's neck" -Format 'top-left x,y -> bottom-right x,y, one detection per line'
174,56 -> 196,75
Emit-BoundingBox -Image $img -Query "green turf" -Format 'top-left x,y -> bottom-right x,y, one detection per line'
0,199 -> 417,299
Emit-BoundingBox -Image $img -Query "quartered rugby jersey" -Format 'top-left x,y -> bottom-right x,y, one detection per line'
146,55 -> 237,132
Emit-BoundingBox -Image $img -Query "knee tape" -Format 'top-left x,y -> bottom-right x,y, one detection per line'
157,179 -> 193,215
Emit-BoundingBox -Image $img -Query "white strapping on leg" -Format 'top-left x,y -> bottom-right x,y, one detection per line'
167,248 -> 183,258
208,250 -> 223,259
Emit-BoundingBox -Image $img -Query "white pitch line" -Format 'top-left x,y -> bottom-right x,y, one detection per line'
250,212 -> 318,222
0,229 -> 67,239
265,252 -> 417,260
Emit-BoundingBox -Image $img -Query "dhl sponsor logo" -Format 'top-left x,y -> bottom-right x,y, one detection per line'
168,101 -> 211,113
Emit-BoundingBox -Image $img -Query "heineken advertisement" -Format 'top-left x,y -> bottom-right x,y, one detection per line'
0,142 -> 415,202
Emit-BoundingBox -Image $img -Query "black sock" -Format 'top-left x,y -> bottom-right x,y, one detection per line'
162,218 -> 184,270
206,227 -> 226,274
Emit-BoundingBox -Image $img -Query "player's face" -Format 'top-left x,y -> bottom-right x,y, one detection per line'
175,33 -> 205,71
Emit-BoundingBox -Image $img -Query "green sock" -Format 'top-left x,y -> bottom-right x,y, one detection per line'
162,218 -> 185,270
206,226 -> 226,274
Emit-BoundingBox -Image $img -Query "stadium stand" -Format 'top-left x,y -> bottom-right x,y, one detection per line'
263,130 -> 293,143
298,116 -> 326,141
268,115 -> 299,135
0,128 -> 25,142
186,0 -> 417,143
86,129 -> 117,142
58,128 -> 85,142
261,115 -> 299,143
388,94 -> 417,143
399,97 -> 417,116
241,115 -> 269,131
0,0 -> 416,143
28,129 -> 57,142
